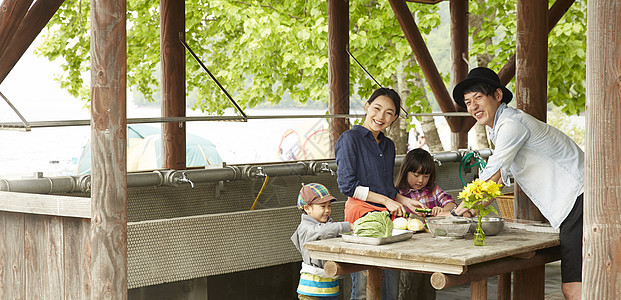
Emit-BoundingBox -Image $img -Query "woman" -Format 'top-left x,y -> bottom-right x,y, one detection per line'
335,87 -> 426,299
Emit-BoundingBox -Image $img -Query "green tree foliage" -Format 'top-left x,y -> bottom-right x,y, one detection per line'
37,0 -> 440,117
37,0 -> 586,118
469,0 -> 587,115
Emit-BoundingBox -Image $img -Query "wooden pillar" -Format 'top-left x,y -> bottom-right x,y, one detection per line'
367,268 -> 382,300
513,265 -> 545,299
497,273 -> 511,300
449,0 -> 470,150
470,277 -> 487,300
161,0 -> 186,169
90,0 -> 128,298
388,0 -> 460,133
0,0 -> 64,84
584,1 -> 621,298
328,0 -> 349,157
499,0 -> 576,86
514,0 -> 548,222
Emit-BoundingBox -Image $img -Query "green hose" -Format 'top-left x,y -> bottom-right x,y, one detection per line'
459,151 -> 487,186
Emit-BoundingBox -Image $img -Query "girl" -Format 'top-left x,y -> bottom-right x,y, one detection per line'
396,148 -> 456,217
335,88 -> 426,299
395,148 -> 456,300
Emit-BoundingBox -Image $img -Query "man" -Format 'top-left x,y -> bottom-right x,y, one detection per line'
452,67 -> 584,299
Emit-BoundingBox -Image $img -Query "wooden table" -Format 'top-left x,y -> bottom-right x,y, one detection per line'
305,227 -> 560,300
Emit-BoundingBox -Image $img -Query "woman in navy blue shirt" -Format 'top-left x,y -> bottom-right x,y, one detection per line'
335,88 -> 426,299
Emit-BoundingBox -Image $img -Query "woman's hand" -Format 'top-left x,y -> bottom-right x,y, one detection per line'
395,194 -> 427,216
383,199 -> 406,217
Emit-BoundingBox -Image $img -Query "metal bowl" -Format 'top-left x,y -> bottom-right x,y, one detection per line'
426,216 -> 473,238
469,217 -> 505,236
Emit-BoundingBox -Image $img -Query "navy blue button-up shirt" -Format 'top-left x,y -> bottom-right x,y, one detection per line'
335,125 -> 398,208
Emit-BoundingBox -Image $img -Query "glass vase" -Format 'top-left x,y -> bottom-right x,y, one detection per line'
474,214 -> 485,246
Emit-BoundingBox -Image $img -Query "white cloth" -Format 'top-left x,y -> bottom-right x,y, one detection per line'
300,262 -> 340,279
480,104 -> 584,229
353,186 -> 369,201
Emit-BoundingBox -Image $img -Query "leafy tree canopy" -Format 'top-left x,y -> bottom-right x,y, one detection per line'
469,0 -> 587,115
36,0 -> 586,117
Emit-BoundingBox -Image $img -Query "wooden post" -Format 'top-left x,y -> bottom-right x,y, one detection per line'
328,0 -> 349,157
498,0 -> 576,85
0,0 -> 64,85
449,0 -> 470,150
513,0 -> 548,223
513,265 -> 545,299
161,0 -> 186,170
584,1 -> 621,299
497,273 -> 511,300
367,268 -> 382,300
388,0 -> 461,133
90,0 -> 128,298
470,277 -> 487,300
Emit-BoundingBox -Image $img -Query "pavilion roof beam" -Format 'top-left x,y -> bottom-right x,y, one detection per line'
0,0 -> 63,85
498,0 -> 576,85
388,0 -> 461,133
0,0 -> 33,64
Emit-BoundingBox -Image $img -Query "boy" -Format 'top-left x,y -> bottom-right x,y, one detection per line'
291,183 -> 353,300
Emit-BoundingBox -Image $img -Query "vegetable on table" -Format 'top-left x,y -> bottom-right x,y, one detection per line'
353,211 -> 393,238
393,217 -> 408,230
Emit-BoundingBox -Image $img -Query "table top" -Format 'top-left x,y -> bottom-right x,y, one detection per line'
305,227 -> 560,275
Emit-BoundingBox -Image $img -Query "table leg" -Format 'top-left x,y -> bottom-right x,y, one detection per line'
470,277 -> 487,300
497,273 -> 511,300
513,265 -> 545,299
367,268 -> 382,300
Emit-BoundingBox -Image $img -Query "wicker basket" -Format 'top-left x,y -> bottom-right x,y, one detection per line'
496,194 -> 514,219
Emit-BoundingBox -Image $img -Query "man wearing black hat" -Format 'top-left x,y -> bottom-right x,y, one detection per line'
452,67 -> 584,300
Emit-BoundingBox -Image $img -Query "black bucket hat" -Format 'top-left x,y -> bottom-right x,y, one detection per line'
453,67 -> 513,108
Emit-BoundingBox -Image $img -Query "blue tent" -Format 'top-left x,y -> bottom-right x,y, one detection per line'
76,124 -> 223,175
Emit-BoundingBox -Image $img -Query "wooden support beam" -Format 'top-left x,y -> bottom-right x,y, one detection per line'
449,0 -> 470,149
513,265 -> 545,299
430,247 -> 559,290
498,0 -> 576,85
0,191 -> 90,218
0,0 -> 64,85
324,260 -> 370,277
90,0 -> 128,297
388,0 -> 461,133
497,273 -> 511,300
161,0 -> 186,170
584,0 -> 621,298
367,268 -> 382,300
0,0 -> 33,63
470,277 -> 487,300
328,0 -> 349,156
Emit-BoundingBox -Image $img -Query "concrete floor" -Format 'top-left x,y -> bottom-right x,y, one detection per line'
435,261 -> 564,300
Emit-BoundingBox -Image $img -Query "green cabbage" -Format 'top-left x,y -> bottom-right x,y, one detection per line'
353,211 -> 393,238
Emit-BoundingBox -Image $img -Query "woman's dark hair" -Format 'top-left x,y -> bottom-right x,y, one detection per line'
367,88 -> 402,119
395,148 -> 436,190
463,82 -> 499,98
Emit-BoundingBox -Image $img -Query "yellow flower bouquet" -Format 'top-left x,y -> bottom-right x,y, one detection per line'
458,178 -> 503,246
